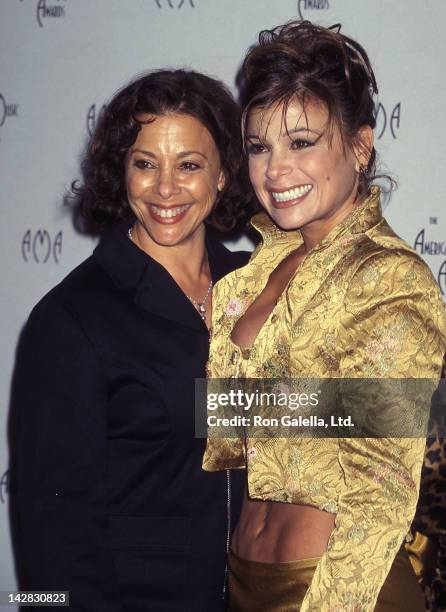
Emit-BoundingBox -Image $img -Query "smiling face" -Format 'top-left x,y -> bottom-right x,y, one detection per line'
126,113 -> 225,250
247,98 -> 369,242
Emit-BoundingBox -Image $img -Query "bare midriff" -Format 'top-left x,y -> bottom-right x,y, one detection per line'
232,493 -> 335,562
230,246 -> 335,562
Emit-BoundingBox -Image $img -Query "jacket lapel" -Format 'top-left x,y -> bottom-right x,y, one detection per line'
135,258 -> 206,333
94,223 -> 248,334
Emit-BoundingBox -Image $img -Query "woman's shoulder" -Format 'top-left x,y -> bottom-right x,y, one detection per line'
27,255 -> 112,328
342,230 -> 446,336
348,217 -> 438,289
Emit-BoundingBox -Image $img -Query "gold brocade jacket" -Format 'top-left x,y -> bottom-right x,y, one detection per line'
202,188 -> 446,612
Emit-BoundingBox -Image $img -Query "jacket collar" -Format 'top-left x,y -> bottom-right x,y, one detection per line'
250,186 -> 382,253
94,223 -> 246,333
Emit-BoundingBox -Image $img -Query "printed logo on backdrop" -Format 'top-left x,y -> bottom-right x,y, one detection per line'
20,0 -> 68,28
0,470 -> 8,504
414,218 -> 446,296
0,94 -> 19,130
439,260 -> 446,296
155,0 -> 195,8
22,230 -> 63,263
374,102 -> 401,139
297,0 -> 330,20
87,104 -> 107,137
37,0 -> 67,27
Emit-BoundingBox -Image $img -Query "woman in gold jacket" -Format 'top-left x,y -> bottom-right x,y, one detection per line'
203,21 -> 446,611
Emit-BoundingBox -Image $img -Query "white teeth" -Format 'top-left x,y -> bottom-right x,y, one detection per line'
150,204 -> 190,219
271,185 -> 312,202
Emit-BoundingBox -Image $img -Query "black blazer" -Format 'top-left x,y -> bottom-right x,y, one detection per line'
13,224 -> 249,611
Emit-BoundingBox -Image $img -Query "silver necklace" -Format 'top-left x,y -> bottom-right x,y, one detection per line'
128,226 -> 212,321
187,279 -> 213,321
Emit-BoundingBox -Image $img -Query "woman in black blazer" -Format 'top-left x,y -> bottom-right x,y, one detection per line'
12,70 -> 253,611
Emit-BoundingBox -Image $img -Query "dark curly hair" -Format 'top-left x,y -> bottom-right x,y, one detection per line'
73,69 -> 255,232
240,21 -> 383,199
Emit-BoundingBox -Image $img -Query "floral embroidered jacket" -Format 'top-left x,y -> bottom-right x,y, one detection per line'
202,188 -> 446,611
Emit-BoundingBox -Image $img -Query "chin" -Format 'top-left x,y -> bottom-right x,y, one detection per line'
153,222 -> 206,248
151,232 -> 185,247
268,209 -> 306,232
142,224 -> 181,244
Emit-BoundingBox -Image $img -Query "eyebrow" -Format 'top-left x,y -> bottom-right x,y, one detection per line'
130,148 -> 207,159
178,150 -> 207,159
283,127 -> 322,137
246,127 -> 322,139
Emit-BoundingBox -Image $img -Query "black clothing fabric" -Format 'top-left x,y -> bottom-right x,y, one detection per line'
13,224 -> 249,611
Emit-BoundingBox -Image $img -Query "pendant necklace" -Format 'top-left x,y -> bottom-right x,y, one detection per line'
187,280 -> 213,321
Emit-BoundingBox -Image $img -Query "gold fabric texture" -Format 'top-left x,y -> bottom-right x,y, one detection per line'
203,188 -> 446,611
228,549 -> 320,611
228,546 -> 425,611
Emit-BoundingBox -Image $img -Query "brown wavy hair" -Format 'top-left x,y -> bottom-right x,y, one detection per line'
73,69 -> 256,233
240,21 -> 383,199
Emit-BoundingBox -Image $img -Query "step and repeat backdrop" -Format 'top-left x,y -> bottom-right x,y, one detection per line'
1,0 -> 445,600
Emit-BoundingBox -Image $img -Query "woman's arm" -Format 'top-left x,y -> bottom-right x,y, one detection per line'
300,252 -> 446,612
13,294 -> 122,611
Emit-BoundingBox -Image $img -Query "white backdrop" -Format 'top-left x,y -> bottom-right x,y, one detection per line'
1,0 -> 446,602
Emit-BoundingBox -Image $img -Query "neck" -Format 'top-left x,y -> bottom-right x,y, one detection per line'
300,186 -> 360,253
131,223 -> 209,284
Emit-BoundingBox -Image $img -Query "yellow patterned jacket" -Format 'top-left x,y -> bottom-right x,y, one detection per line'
202,188 -> 446,611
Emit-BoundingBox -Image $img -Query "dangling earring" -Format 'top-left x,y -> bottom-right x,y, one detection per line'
359,164 -> 370,199
354,164 -> 367,202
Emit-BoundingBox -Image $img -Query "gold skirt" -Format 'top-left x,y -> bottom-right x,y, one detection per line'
228,545 -> 425,611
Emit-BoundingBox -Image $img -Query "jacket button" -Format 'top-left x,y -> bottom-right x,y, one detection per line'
230,350 -> 239,365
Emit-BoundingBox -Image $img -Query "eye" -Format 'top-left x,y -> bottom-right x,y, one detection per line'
247,141 -> 268,155
133,159 -> 155,170
291,139 -> 314,150
180,161 -> 201,172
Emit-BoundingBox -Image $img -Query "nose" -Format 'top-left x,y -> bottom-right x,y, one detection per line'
265,150 -> 293,182
155,167 -> 180,200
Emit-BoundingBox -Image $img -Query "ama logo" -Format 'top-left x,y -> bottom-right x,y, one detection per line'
297,0 -> 330,19
22,230 -> 63,263
155,0 -> 195,7
86,104 -> 107,137
0,94 -> 19,129
374,102 -> 401,139
0,470 -> 8,504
